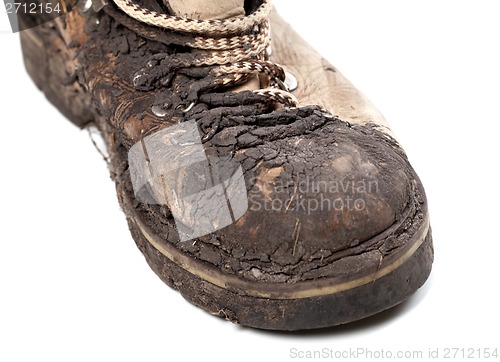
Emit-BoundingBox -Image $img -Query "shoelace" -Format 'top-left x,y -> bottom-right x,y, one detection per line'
111,0 -> 298,107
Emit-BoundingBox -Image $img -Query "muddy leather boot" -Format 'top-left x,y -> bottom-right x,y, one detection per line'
19,0 -> 433,330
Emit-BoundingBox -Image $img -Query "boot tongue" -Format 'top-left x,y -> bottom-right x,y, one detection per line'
166,0 -> 245,20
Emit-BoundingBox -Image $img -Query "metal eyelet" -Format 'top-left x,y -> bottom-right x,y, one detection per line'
175,102 -> 196,113
284,71 -> 298,92
152,104 -> 168,117
275,71 -> 298,92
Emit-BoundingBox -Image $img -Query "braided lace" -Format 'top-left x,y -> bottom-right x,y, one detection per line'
111,0 -> 298,107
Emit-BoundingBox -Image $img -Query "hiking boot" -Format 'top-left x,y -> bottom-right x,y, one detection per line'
18,0 -> 433,330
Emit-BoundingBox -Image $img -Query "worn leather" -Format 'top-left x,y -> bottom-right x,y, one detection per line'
56,4 -> 424,283
18,0 -> 432,330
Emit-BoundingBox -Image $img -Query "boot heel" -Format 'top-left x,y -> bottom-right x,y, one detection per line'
20,24 -> 93,128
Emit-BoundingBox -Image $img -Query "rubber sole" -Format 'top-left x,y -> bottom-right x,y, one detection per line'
20,21 -> 434,331
127,200 -> 433,330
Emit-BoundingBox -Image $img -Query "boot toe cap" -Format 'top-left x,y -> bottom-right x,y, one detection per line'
203,111 -> 425,282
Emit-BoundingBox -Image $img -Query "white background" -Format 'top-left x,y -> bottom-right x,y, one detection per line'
1,1 -> 499,361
